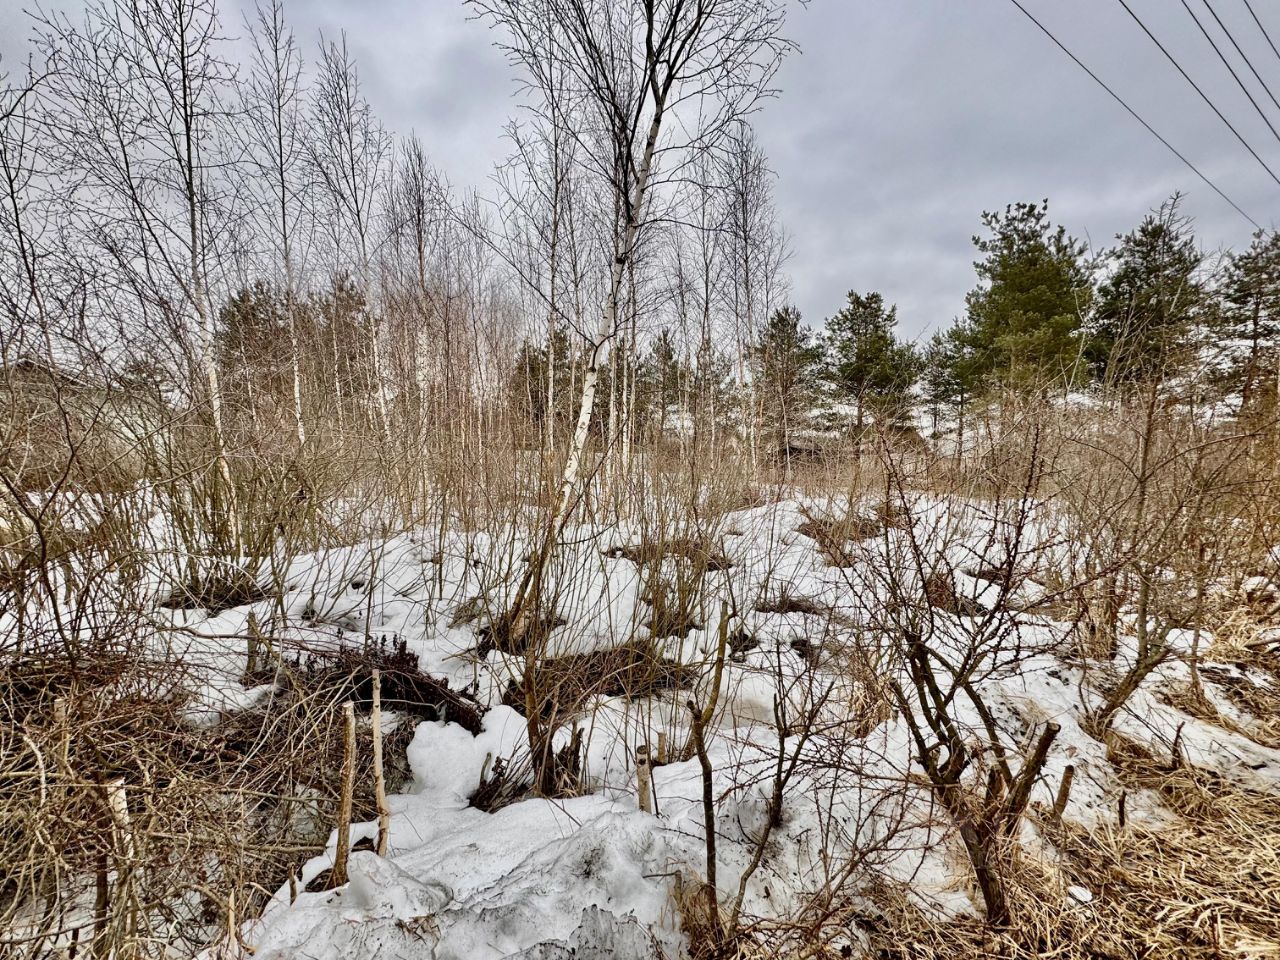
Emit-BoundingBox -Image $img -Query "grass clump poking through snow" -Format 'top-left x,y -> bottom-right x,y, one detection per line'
795,508 -> 880,567
858,752 -> 1280,959
0,639 -> 431,956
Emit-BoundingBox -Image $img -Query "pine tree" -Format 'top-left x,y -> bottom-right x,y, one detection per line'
216,282 -> 293,420
922,323 -> 980,443
689,330 -> 734,444
1090,194 -> 1203,385
754,306 -> 822,459
822,291 -> 918,432
964,200 -> 1092,392
510,324 -> 575,432
642,327 -> 686,435
1220,230 -> 1280,410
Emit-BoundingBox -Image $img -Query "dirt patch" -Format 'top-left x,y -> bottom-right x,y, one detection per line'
448,594 -> 491,628
924,572 -> 986,617
605,536 -> 732,571
502,639 -> 697,720
157,565 -> 268,612
755,591 -> 859,631
875,498 -> 912,531
640,577 -> 705,639
795,510 -> 880,567
476,609 -> 568,657
251,636 -> 485,735
755,592 -> 828,617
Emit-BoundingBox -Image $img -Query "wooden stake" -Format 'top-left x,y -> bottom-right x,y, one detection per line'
636,744 -> 652,814
332,701 -> 356,886
227,889 -> 238,955
656,731 -> 668,765
93,778 -> 133,960
1001,721 -> 1060,826
53,697 -> 69,815
372,669 -> 390,857
53,696 -> 69,768
105,779 -> 137,950
92,853 -> 108,960
1053,764 -> 1075,819
105,778 -> 134,862
246,610 -> 261,677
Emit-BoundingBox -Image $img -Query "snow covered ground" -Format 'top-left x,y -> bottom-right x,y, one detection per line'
138,492 -> 1280,959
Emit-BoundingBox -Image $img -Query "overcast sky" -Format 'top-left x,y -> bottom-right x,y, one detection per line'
4,0 -> 1279,339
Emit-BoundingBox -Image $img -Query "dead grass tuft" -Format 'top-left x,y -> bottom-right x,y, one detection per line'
849,736 -> 1280,959
0,646 -> 416,956
923,572 -> 985,617
503,639 -> 697,719
606,537 -> 732,572
754,592 -> 827,618
156,565 -> 268,613
795,510 -> 880,567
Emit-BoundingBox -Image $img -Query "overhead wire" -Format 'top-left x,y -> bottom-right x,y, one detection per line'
1178,0 -> 1280,148
1197,0 -> 1280,117
1005,0 -> 1262,229
1240,0 -> 1280,70
1114,0 -> 1280,188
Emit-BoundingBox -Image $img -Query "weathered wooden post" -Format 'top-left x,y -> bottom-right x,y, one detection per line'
372,670 -> 390,856
1053,764 -> 1075,820
332,702 -> 356,885
636,744 -> 652,814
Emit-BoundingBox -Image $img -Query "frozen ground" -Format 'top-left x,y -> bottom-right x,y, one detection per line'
152,493 -> 1280,959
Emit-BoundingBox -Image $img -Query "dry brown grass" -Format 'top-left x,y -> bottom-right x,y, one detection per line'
501,639 -> 697,717
606,536 -> 733,571
795,510 -> 880,568
1161,606 -> 1280,749
1204,605 -> 1280,668
846,736 -> 1280,960
1160,678 -> 1280,750
0,640 -> 434,958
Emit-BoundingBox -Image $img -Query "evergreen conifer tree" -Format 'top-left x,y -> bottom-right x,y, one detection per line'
964,200 -> 1092,392
644,327 -> 685,434
754,305 -> 822,459
510,324 -> 575,430
822,291 -> 918,431
922,323 -> 980,443
1090,194 -> 1203,385
1220,229 -> 1280,409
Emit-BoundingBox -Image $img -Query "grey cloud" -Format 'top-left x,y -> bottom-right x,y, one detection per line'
3,0 -> 1277,338
756,0 -> 1278,335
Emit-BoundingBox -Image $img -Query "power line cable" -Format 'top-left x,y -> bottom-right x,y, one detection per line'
1115,0 -> 1280,189
1006,0 -> 1261,228
1241,0 -> 1280,69
1198,0 -> 1280,117
1183,0 -> 1280,146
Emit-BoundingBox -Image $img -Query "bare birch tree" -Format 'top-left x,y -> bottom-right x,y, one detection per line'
0,59 -> 52,362
308,35 -> 392,439
37,0 -> 241,544
718,121 -> 789,464
471,0 -> 794,649
384,135 -> 448,409
242,0 -> 310,446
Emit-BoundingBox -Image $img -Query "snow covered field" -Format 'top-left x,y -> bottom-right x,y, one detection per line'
122,490 -> 1280,959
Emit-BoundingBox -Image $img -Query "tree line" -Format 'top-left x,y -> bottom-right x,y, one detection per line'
4,0 -> 1277,494
703,194 -> 1280,460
